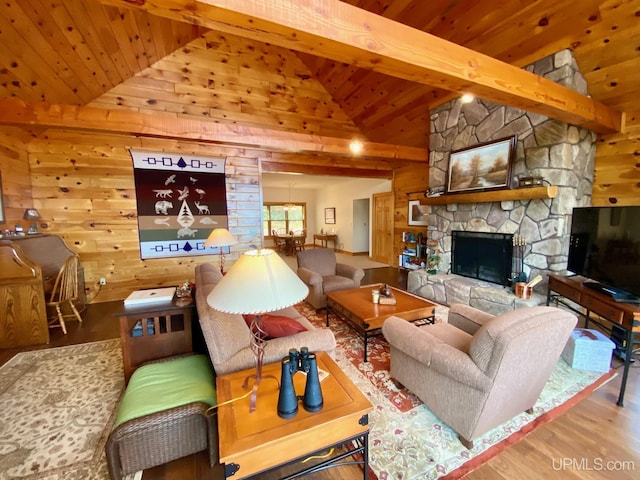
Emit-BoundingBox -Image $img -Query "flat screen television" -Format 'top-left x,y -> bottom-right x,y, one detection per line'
567,206 -> 640,303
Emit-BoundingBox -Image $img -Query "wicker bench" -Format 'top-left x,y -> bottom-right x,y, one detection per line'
105,354 -> 218,480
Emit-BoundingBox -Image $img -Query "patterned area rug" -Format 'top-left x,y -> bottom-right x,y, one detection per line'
297,302 -> 451,412
0,340 -> 126,480
296,302 -> 615,480
0,310 -> 614,480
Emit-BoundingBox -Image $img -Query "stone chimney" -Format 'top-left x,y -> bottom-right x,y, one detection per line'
427,50 -> 597,285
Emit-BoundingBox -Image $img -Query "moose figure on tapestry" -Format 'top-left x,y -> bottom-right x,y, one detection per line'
130,150 -> 229,259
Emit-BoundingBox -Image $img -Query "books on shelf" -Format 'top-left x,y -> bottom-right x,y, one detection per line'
124,287 -> 176,306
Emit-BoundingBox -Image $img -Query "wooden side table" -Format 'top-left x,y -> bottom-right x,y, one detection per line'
217,352 -> 372,479
114,297 -> 194,383
313,233 -> 337,250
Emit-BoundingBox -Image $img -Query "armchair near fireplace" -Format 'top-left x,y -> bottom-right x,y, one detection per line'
296,248 -> 364,309
382,304 -> 577,448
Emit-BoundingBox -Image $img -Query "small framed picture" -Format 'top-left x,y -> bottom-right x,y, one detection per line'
324,207 -> 335,224
408,200 -> 429,226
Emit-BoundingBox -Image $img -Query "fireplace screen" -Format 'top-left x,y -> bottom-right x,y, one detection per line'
451,231 -> 514,286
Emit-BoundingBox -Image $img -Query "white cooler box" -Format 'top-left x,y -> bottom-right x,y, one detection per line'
562,328 -> 615,373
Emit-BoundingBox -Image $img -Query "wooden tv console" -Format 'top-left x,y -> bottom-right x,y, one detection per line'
547,274 -> 640,407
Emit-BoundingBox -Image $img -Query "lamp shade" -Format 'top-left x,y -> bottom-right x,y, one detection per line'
203,228 -> 238,248
23,208 -> 41,220
207,248 -> 308,314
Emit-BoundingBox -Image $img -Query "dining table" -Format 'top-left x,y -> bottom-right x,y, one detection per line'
276,233 -> 305,256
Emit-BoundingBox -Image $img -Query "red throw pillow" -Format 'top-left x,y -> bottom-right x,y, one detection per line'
242,314 -> 307,339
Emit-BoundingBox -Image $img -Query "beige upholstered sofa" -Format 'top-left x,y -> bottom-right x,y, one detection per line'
195,263 -> 336,375
296,248 -> 365,309
382,304 -> 577,448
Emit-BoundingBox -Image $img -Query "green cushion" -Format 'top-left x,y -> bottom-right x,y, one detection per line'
114,354 -> 216,429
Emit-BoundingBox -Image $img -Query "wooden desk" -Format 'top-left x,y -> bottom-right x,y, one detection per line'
0,240 -> 49,347
114,296 -> 194,383
0,235 -> 86,347
314,233 -> 337,250
216,352 -> 372,479
547,274 -> 640,406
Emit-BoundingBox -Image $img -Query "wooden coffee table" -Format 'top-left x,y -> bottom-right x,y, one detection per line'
326,284 -> 437,361
216,352 -> 372,479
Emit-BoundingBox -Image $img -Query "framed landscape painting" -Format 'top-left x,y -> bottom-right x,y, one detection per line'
445,136 -> 516,194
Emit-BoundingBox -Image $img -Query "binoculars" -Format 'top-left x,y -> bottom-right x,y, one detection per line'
277,347 -> 323,418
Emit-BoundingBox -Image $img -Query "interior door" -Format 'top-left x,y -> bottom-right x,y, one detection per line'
371,192 -> 394,265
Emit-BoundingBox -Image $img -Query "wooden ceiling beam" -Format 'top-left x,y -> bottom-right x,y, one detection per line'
262,162 -> 393,178
100,0 -> 623,134
265,151 -> 399,174
0,98 -> 427,161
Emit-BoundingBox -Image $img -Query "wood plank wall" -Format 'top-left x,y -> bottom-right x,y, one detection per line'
393,163 -> 429,263
88,30 -> 362,140
593,113 -> 640,206
0,127 -> 32,227
26,129 -> 263,303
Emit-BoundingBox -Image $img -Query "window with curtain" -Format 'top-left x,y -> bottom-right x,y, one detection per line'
263,203 -> 306,236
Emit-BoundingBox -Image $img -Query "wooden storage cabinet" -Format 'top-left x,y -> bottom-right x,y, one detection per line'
115,299 -> 194,383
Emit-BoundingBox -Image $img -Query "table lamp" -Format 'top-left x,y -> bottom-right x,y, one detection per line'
23,208 -> 42,234
203,227 -> 238,273
207,248 -> 309,412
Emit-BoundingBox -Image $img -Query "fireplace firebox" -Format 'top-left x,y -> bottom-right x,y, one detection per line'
451,231 -> 513,286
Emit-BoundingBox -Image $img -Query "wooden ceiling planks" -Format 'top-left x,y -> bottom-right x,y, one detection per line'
14,0 -> 105,100
112,0 -> 621,134
0,0 -> 637,183
0,2 -> 84,103
0,0 -> 205,105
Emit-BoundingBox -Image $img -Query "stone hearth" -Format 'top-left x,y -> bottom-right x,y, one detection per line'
408,270 -> 546,316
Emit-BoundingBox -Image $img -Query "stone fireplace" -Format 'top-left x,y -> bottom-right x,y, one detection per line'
408,50 -> 597,314
428,49 -> 596,286
451,231 -> 513,286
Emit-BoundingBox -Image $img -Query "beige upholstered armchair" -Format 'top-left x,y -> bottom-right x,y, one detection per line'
382,304 -> 577,448
296,248 -> 365,310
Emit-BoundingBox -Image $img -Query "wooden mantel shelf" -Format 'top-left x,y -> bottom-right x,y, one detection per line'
422,186 -> 558,205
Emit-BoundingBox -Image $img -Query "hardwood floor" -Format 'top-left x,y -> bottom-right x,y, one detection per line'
2,267 -> 638,479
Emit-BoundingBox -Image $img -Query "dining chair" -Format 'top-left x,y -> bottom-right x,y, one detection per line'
272,229 -> 287,253
293,230 -> 306,253
47,254 -> 83,334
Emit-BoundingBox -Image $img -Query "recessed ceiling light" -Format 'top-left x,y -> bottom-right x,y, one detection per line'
350,140 -> 363,154
461,93 -> 475,104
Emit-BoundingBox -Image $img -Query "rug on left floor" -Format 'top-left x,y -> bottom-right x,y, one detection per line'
0,340 -> 139,480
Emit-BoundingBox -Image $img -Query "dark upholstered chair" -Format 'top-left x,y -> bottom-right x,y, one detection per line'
382,304 -> 577,448
296,248 -> 365,309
